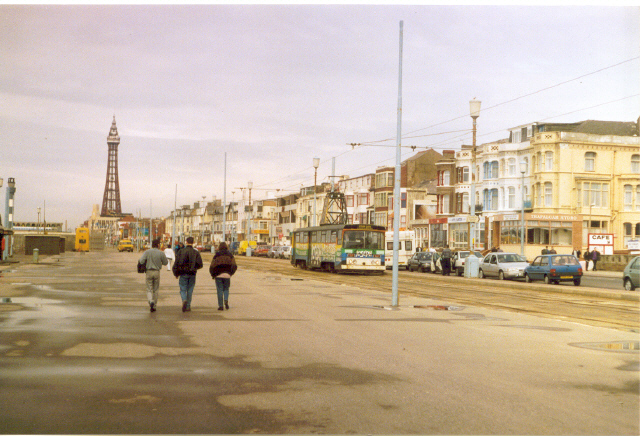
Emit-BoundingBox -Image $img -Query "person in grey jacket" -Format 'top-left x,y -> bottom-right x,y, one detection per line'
139,238 -> 168,312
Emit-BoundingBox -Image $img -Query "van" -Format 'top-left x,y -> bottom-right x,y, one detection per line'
238,240 -> 257,256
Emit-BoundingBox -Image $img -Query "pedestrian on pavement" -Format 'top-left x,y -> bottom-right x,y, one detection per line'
209,242 -> 238,311
549,246 -> 557,254
572,248 -> 581,259
583,249 -> 591,271
541,246 -> 549,255
592,249 -> 600,271
172,236 -> 203,312
138,238 -> 168,312
163,243 -> 175,271
441,245 -> 452,276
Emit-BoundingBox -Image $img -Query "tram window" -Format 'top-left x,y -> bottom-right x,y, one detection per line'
337,231 -> 343,245
331,230 -> 337,242
311,232 -> 317,243
303,233 -> 308,243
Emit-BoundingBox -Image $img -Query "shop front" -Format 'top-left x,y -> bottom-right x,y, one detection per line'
487,213 -> 582,260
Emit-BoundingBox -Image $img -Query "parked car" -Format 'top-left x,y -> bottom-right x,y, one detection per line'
252,245 -> 270,257
117,239 -> 134,252
268,246 -> 282,258
452,250 -> 484,276
280,246 -> 292,259
479,252 -> 529,280
524,254 -> 583,286
622,255 -> 640,291
407,251 -> 440,273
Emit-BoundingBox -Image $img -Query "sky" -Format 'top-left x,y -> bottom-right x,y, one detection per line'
1,4 -> 638,230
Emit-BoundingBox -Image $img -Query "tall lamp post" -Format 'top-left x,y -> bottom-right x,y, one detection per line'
247,181 -> 253,242
469,99 -> 481,250
520,161 -> 526,256
37,207 -> 41,234
313,158 -> 320,227
201,195 -> 206,246
4,178 -> 16,260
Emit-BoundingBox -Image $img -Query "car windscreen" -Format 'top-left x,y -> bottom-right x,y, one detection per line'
343,230 -> 384,250
497,254 -> 526,263
551,256 -> 579,266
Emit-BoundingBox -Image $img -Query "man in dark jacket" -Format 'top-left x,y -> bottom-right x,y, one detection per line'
441,245 -> 453,276
210,242 -> 238,311
172,237 -> 203,312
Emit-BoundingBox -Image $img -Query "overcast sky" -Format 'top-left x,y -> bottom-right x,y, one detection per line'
1,4 -> 638,230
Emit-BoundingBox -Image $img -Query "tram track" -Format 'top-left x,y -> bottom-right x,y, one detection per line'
214,255 -> 639,332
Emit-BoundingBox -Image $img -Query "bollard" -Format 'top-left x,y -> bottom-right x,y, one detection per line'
33,248 -> 39,263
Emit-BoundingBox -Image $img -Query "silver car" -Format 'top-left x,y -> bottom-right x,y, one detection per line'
479,252 -> 529,280
623,256 -> 639,291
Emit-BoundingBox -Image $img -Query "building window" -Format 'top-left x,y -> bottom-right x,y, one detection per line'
544,182 -> 552,207
508,187 -> 516,209
582,182 -> 609,208
358,193 -> 369,206
401,192 -> 407,208
545,151 -> 553,171
637,186 -> 640,211
443,170 -> 450,186
457,166 -> 469,183
508,158 -> 516,176
346,195 -> 354,207
624,185 -> 633,211
491,161 -> 499,179
585,152 -> 596,172
632,154 -> 640,173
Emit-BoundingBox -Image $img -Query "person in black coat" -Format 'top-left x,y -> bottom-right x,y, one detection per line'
172,237 -> 203,312
210,242 -> 238,311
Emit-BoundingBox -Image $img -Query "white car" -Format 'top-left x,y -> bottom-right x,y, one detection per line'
453,250 -> 483,276
280,246 -> 292,259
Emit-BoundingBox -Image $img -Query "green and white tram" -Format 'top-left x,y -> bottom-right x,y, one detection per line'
291,224 -> 386,273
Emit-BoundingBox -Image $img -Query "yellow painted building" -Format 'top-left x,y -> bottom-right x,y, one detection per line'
529,120 -> 640,253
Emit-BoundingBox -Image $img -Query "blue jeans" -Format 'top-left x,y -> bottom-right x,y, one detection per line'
215,278 -> 230,308
178,274 -> 197,309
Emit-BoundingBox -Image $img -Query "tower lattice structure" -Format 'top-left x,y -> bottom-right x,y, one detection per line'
100,116 -> 122,216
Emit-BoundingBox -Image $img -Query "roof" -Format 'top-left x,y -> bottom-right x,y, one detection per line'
539,119 -> 638,137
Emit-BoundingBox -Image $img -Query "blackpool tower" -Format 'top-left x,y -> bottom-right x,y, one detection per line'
100,116 -> 122,216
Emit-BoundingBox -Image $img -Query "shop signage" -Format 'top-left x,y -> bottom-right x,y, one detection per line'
588,234 -> 613,245
448,216 -> 467,223
529,214 -> 578,221
503,214 -> 519,221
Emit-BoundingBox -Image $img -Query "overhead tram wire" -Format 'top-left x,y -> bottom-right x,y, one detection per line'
353,56 -> 640,147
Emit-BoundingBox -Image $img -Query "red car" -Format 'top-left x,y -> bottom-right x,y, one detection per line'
252,245 -> 270,257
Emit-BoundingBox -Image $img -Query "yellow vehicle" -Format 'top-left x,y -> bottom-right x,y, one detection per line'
238,240 -> 257,256
117,239 -> 134,252
75,227 -> 90,252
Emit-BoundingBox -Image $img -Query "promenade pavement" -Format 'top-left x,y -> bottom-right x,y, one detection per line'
0,250 -> 638,434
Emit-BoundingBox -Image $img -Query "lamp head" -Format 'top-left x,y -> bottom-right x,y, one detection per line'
469,99 -> 481,118
248,181 -> 253,189
313,157 -> 320,169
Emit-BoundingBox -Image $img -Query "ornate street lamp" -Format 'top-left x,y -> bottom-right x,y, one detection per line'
469,99 -> 481,250
313,158 -> 320,227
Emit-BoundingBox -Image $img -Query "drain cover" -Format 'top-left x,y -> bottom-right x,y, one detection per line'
570,341 -> 639,353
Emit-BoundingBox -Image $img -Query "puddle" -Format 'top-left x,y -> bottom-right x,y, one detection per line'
570,341 -> 639,353
413,305 -> 465,311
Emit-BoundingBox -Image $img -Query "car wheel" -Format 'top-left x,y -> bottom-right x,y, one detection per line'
479,269 -> 485,279
498,271 -> 505,280
525,273 -> 532,283
544,275 -> 550,285
420,266 -> 426,273
624,278 -> 635,291
573,278 -> 581,286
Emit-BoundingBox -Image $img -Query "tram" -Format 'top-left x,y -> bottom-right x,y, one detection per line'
74,227 -> 90,252
291,224 -> 386,273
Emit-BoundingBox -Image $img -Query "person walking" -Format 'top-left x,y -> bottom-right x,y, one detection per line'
172,236 -> 203,312
441,245 -> 452,276
592,249 -> 600,271
583,249 -> 591,271
138,238 -> 168,312
209,242 -> 238,311
163,243 -> 175,272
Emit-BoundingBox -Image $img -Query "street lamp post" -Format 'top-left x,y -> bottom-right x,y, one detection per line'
37,207 -> 41,234
313,158 -> 320,227
520,161 -> 526,256
469,99 -> 481,251
247,181 -> 253,243
201,195 -> 206,246
4,178 -> 16,260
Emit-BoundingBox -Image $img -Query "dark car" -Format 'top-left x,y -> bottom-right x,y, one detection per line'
623,256 -> 639,291
407,251 -> 440,273
524,254 -> 583,286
